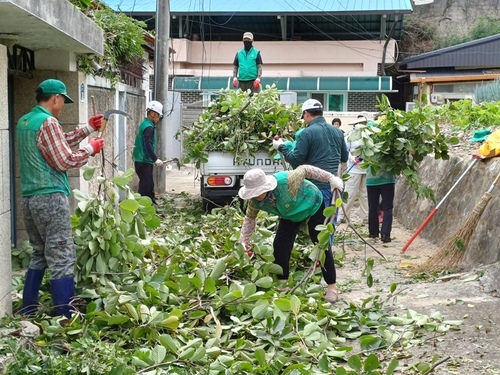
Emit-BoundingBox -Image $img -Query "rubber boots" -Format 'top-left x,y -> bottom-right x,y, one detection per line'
20,268 -> 45,316
50,277 -> 75,318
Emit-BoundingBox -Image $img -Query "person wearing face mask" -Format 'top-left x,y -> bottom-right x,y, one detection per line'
132,100 -> 164,204
232,32 -> 263,93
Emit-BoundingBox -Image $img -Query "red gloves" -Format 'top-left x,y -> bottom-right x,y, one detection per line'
242,243 -> 254,258
85,138 -> 104,156
88,114 -> 104,131
232,78 -> 238,88
253,78 -> 261,89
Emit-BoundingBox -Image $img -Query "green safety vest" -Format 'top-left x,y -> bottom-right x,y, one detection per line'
237,47 -> 260,81
16,105 -> 71,197
132,118 -> 156,163
251,171 -> 322,222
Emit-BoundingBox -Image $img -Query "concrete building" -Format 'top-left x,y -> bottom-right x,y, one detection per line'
398,34 -> 500,108
0,0 -> 104,316
0,0 -> 151,317
104,0 -> 413,112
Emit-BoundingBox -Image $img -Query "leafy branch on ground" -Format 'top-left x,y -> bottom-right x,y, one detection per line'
6,184 -> 463,374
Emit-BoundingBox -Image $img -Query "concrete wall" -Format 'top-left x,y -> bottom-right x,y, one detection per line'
170,39 -> 395,77
12,73 -> 146,244
395,155 -> 500,268
12,71 -> 87,245
86,79 -> 146,194
0,45 -> 12,316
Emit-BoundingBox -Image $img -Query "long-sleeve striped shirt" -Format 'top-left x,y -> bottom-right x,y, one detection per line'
37,117 -> 92,172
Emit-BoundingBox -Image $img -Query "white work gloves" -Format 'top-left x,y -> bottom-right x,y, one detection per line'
329,176 -> 344,191
272,137 -> 284,150
154,159 -> 163,167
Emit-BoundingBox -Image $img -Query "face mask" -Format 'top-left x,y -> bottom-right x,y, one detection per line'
243,41 -> 253,50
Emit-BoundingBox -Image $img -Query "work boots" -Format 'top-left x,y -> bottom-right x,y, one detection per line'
50,277 -> 75,318
20,268 -> 45,316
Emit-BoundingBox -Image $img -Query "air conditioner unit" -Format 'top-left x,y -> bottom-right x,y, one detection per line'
280,92 -> 297,106
430,93 -> 444,104
405,102 -> 417,112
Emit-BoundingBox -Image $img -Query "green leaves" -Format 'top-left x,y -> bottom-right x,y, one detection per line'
183,86 -> 302,167
9,196 -> 464,374
72,168 -> 160,287
76,5 -> 147,85
349,95 -> 455,201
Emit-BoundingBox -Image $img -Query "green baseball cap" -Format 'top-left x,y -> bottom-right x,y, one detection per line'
37,79 -> 74,103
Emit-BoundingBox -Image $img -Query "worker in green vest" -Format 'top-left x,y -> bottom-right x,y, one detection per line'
232,32 -> 263,93
239,165 -> 344,303
132,100 -> 164,204
17,79 -> 104,318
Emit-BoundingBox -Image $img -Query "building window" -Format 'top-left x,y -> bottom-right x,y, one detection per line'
310,93 -> 346,111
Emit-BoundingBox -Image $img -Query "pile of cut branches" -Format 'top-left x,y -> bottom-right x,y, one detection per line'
183,86 -> 302,167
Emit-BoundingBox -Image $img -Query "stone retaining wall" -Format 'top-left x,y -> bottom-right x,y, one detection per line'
395,154 -> 500,268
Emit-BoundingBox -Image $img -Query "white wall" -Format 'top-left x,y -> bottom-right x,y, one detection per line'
170,39 -> 395,77
0,44 -> 12,317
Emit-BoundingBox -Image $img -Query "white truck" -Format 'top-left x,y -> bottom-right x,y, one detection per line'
200,151 -> 286,210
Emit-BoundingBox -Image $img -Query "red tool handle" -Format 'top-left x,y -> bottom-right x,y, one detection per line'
401,158 -> 478,253
401,208 -> 438,252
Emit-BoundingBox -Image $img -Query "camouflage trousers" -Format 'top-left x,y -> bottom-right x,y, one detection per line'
21,193 -> 75,279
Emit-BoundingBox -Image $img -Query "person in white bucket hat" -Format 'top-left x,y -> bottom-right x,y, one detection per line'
239,164 -> 344,303
132,100 -> 165,204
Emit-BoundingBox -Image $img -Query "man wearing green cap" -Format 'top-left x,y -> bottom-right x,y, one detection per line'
17,79 -> 105,318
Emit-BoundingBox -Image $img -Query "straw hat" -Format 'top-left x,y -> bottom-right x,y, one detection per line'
238,169 -> 277,199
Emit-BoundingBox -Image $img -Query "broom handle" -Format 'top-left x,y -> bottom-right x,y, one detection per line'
402,158 -> 478,252
487,171 -> 500,193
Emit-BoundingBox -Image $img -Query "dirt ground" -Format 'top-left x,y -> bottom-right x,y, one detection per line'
334,219 -> 500,374
165,165 -> 500,374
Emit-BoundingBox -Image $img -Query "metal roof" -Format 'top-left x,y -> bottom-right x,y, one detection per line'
102,0 -> 412,41
399,34 -> 500,70
103,0 -> 413,14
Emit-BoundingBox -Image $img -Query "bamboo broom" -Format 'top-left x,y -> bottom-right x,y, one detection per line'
414,171 -> 500,273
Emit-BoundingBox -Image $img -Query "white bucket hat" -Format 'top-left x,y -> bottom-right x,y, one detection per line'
349,116 -> 367,125
238,169 -> 277,200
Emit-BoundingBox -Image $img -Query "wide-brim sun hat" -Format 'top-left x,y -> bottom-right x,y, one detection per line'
348,116 -> 367,125
238,169 -> 277,200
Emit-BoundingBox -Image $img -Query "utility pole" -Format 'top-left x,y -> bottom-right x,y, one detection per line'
154,0 -> 170,193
